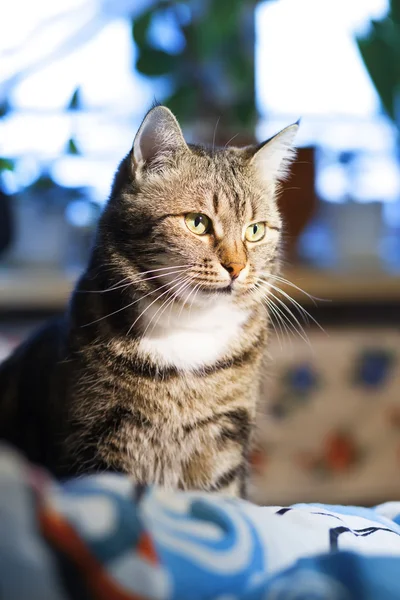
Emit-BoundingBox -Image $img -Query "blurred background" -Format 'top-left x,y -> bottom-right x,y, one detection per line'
0,0 -> 399,505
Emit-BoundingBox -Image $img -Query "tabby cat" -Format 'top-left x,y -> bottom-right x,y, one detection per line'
0,106 -> 298,497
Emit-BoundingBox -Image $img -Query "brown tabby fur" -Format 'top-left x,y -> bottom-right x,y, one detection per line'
0,106 -> 297,497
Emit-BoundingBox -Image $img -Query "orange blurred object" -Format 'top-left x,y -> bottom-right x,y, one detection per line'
324,432 -> 358,472
249,449 -> 267,474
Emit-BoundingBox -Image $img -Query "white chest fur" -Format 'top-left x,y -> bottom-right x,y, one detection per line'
137,297 -> 249,371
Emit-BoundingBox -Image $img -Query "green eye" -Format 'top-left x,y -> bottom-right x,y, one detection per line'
185,213 -> 211,235
245,222 -> 266,242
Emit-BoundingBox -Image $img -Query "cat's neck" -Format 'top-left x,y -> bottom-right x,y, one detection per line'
137,296 -> 250,372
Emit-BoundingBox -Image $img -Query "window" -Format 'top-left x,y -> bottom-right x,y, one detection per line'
0,0 -> 154,203
255,0 -> 400,205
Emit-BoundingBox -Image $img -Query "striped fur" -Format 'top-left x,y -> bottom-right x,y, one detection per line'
0,107 -> 298,496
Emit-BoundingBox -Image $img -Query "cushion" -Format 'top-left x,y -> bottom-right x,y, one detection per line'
1,444 -> 400,599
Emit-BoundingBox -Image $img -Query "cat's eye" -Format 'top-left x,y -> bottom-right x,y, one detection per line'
185,213 -> 211,235
245,222 -> 266,242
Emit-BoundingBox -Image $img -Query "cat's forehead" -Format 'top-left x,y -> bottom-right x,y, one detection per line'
178,149 -> 278,222
137,147 -> 279,226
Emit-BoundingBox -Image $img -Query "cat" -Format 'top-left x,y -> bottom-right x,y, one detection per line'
0,106 -> 298,497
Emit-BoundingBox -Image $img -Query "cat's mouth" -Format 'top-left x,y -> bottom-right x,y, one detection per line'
215,283 -> 234,295
192,285 -> 232,297
204,281 -> 246,296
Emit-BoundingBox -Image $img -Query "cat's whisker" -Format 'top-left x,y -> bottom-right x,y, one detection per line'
269,299 -> 295,349
138,276 -> 192,337
224,132 -> 239,148
249,287 -> 283,350
158,282 -> 188,330
258,278 -> 312,325
145,276 -> 195,338
177,276 -> 200,320
142,276 -> 191,331
114,268 -> 188,292
212,116 -> 221,155
82,274 -> 187,327
139,263 -> 191,273
157,282 -> 191,332
163,277 -> 196,330
107,266 -> 190,292
127,275 -> 191,336
80,265 -> 191,294
256,281 -> 312,347
263,296 -> 296,350
260,272 -> 326,304
270,284 -> 324,333
267,291 -> 312,348
264,300 -> 286,350
269,274 -> 320,305
80,271 -> 186,295
260,295 -> 284,350
91,262 -> 188,278
188,282 -> 203,319
268,304 -> 286,351
76,273 -> 132,293
258,277 -> 326,335
257,289 -> 292,350
97,275 -> 132,293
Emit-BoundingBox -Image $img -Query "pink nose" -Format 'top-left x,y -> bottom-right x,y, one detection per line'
222,262 -> 246,280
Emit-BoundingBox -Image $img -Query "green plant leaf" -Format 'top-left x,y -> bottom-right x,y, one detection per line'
207,0 -> 242,39
0,158 -> 14,171
356,33 -> 398,121
67,138 -> 80,155
163,84 -> 197,122
68,88 -> 81,110
227,49 -> 254,91
390,0 -> 400,25
131,0 -> 258,134
234,97 -> 256,128
136,48 -> 179,76
31,174 -> 55,191
131,8 -> 153,47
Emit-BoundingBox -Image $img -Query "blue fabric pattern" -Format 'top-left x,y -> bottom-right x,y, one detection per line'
2,444 -> 400,599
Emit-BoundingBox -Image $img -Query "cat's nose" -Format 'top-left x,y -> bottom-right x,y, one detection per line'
222,262 -> 246,280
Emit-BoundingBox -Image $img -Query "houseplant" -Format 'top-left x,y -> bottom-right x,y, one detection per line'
133,0 -> 259,145
356,0 -> 400,130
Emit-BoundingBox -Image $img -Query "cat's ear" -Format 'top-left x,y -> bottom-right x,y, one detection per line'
249,122 -> 299,182
132,105 -> 188,176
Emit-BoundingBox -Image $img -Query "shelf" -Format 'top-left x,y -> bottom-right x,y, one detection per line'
0,266 -> 399,312
0,268 -> 76,311
282,267 -> 400,304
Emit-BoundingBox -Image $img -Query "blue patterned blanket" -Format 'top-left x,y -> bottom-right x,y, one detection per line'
1,444 -> 400,599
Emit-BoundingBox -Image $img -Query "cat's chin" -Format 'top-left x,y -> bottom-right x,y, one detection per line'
182,285 -> 233,308
213,285 -> 234,295
199,282 -> 247,299
176,282 -> 248,308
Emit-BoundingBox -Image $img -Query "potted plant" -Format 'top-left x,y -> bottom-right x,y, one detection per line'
133,0 -> 258,145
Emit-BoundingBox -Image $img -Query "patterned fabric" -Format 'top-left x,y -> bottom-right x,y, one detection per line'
253,327 -> 400,506
2,445 -> 400,599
